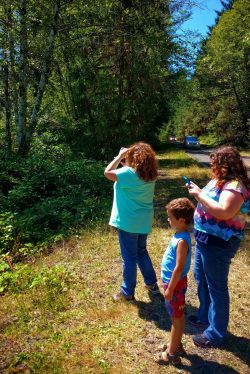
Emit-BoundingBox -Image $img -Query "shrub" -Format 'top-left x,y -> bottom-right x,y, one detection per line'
0,212 -> 15,255
0,152 -> 112,252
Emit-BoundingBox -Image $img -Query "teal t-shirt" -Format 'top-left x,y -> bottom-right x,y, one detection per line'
109,166 -> 155,234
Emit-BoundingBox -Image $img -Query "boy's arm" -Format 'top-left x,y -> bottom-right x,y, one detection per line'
164,239 -> 188,301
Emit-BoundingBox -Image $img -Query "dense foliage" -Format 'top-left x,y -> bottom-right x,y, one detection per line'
0,0 -> 193,258
0,149 -> 111,258
164,0 -> 250,145
0,0 -> 181,158
1,0 -> 249,261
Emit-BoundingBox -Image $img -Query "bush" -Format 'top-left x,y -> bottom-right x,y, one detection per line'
0,152 -> 112,252
0,262 -> 71,302
0,212 -> 15,255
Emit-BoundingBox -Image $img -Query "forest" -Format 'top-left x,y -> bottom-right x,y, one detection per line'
0,0 -> 249,261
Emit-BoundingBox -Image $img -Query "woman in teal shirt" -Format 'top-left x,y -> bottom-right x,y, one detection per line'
104,142 -> 159,301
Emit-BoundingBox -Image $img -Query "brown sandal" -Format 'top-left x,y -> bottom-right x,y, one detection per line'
161,342 -> 186,356
156,350 -> 181,366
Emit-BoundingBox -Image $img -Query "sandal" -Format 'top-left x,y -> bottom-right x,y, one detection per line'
156,350 -> 181,366
161,342 -> 186,356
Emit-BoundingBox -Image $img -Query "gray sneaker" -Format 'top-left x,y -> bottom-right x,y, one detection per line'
112,292 -> 135,302
145,283 -> 161,295
188,315 -> 208,328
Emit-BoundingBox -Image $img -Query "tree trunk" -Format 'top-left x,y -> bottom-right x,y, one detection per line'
29,3 -> 61,136
3,54 -> 12,152
17,0 -> 28,156
19,1 -> 61,155
7,2 -> 19,138
3,0 -> 12,152
63,57 -> 79,121
56,62 -> 71,117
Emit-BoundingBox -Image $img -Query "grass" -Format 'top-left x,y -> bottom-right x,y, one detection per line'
0,147 -> 249,373
240,151 -> 250,157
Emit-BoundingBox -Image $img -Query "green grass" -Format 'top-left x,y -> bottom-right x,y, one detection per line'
0,147 -> 249,373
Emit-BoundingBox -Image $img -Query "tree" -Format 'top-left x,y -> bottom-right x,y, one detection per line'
168,0 -> 250,145
46,0 -> 175,158
0,0 -> 63,155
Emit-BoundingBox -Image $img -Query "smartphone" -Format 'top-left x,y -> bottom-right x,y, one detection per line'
183,176 -> 190,186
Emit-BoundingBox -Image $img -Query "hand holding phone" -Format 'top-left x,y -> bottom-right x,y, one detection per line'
183,176 -> 190,186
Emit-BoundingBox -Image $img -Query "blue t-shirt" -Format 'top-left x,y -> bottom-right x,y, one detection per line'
109,166 -> 155,234
161,231 -> 192,283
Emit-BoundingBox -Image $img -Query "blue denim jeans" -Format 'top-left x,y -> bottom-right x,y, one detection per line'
118,229 -> 157,296
194,236 -> 240,346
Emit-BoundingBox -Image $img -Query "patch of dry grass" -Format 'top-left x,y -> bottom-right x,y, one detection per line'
240,151 -> 250,157
0,148 -> 249,373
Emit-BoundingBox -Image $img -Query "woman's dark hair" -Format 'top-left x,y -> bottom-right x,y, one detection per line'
166,198 -> 195,225
125,142 -> 158,181
210,146 -> 250,189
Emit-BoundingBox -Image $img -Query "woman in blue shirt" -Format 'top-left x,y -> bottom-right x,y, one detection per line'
104,142 -> 159,301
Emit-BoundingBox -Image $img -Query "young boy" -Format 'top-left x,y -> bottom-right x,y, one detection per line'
157,197 -> 195,366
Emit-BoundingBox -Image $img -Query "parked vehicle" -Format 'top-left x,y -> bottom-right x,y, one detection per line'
183,136 -> 200,149
169,135 -> 176,142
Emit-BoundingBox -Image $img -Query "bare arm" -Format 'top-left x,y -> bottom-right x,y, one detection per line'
104,148 -> 128,182
164,239 -> 188,301
188,182 -> 244,220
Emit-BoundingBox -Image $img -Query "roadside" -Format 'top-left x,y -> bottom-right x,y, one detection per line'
185,148 -> 250,170
0,148 -> 249,373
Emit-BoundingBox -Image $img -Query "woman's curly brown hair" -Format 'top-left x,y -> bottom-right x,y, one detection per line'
210,146 -> 250,189
125,142 -> 158,181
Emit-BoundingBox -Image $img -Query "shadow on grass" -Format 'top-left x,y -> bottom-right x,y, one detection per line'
186,302 -> 250,367
181,330 -> 250,372
134,293 -> 171,331
135,296 -> 249,370
134,294 -> 199,334
178,354 -> 239,373
223,332 -> 250,368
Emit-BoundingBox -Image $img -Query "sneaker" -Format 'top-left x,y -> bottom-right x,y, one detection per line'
192,333 -> 213,348
145,283 -> 161,295
188,315 -> 208,328
112,292 -> 135,302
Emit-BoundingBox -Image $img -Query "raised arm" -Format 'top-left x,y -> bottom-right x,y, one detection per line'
104,147 -> 128,182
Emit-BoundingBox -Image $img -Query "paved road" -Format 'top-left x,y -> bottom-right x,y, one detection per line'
186,149 -> 250,171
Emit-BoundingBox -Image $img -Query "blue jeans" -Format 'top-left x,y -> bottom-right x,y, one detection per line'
194,236 -> 240,346
118,229 -> 157,296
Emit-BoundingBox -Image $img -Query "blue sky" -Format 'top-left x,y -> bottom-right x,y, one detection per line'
181,0 -> 224,36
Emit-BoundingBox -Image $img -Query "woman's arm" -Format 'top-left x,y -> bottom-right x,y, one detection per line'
104,148 -> 128,182
188,182 -> 244,220
164,239 -> 188,301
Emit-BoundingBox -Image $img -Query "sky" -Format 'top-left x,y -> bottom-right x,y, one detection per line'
181,0 -> 224,36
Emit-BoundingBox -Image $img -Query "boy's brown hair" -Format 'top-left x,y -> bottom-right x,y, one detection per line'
166,198 -> 195,225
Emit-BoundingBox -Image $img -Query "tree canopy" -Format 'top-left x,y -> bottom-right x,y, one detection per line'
167,0 -> 250,145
